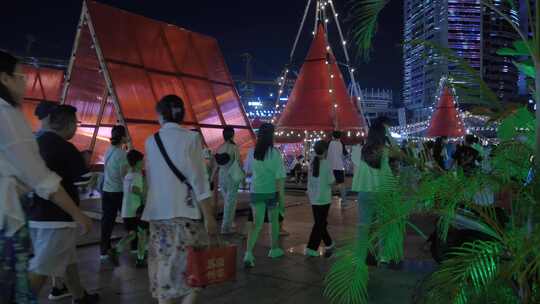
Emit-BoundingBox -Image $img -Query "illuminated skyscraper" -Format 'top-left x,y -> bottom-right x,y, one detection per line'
403,0 -> 519,122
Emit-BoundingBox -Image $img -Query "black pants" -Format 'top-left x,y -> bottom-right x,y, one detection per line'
307,204 -> 333,250
101,191 -> 123,255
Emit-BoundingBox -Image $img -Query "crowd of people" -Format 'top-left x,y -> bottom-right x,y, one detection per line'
0,49 -> 495,304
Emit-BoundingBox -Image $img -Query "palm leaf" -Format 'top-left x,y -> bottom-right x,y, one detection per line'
426,241 -> 502,304
324,241 -> 369,304
349,0 -> 390,60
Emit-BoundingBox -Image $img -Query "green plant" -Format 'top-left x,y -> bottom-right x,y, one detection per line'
324,1 -> 540,303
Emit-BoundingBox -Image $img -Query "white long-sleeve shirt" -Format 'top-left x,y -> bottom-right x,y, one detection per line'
142,123 -> 212,221
0,97 -> 61,236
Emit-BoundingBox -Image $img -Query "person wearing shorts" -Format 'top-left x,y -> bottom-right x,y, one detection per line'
28,105 -> 99,303
108,150 -> 148,268
243,123 -> 286,268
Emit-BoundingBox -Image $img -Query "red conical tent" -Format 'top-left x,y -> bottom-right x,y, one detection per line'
276,23 -> 365,143
426,86 -> 465,138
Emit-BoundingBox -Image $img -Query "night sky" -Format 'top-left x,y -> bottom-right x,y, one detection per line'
1,0 -> 403,102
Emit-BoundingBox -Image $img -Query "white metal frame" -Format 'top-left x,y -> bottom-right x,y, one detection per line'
60,1 -> 133,151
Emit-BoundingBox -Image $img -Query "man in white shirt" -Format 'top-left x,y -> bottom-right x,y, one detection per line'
327,131 -> 349,207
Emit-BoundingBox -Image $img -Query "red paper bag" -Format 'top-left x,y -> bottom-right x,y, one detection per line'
185,244 -> 237,287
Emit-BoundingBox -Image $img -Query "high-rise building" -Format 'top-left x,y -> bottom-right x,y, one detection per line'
482,1 -> 520,102
403,0 -> 519,122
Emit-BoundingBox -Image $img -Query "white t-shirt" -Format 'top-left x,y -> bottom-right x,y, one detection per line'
307,159 -> 335,205
121,171 -> 144,218
327,140 -> 345,171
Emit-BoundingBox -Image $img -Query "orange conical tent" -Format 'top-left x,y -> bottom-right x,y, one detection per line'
276,23 -> 365,142
426,86 -> 465,138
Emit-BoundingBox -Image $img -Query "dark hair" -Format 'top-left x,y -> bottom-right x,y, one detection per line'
223,126 -> 235,145
35,101 -> 58,120
312,140 -> 328,178
156,95 -> 185,123
361,121 -> 387,169
111,125 -> 127,146
127,149 -> 144,167
0,51 -> 19,106
254,123 -> 275,161
49,105 -> 77,131
332,131 -> 342,139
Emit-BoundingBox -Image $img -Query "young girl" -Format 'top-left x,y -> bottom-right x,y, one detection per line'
109,149 -> 148,267
305,141 -> 335,258
244,123 -> 286,268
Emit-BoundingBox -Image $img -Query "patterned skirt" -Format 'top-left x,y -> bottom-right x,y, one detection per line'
0,225 -> 37,304
148,217 -> 209,301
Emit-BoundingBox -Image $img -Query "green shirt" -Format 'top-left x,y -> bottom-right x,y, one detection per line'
352,148 -> 393,193
251,148 -> 286,194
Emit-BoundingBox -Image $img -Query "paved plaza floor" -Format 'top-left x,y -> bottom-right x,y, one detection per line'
38,191 -> 437,304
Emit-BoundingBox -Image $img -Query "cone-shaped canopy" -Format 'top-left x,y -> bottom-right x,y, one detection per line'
426,86 -> 465,138
276,23 -> 364,142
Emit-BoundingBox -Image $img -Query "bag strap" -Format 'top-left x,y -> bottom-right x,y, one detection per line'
154,132 -> 193,191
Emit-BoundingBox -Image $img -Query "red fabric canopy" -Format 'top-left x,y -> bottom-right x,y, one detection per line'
21,65 -> 64,131
426,86 -> 465,138
64,1 -> 255,162
276,23 -> 364,142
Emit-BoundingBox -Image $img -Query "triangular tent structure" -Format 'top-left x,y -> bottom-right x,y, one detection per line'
426,85 -> 465,138
21,64 -> 64,131
62,1 -> 255,162
276,23 -> 365,143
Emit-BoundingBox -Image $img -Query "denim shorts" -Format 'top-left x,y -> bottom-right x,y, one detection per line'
250,192 -> 278,209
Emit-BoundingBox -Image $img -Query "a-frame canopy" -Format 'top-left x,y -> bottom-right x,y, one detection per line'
63,1 -> 255,162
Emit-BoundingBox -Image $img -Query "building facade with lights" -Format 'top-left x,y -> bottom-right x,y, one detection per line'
403,0 -> 520,122
359,88 -> 400,125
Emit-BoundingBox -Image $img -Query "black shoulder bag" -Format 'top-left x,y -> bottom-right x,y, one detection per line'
154,133 -> 195,207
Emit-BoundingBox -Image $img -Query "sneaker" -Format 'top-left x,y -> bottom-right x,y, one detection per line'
324,243 -> 335,258
304,248 -> 320,257
268,248 -> 285,259
243,252 -> 255,268
107,248 -> 119,267
72,291 -> 100,304
48,285 -> 72,301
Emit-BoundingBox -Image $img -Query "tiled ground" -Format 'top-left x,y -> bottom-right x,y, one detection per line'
38,191 -> 437,304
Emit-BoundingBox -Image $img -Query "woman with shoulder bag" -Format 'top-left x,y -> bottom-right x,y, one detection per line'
214,127 -> 243,235
142,95 -> 218,304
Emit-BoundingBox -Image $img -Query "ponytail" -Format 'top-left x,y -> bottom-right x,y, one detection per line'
312,156 -> 320,177
312,140 -> 328,178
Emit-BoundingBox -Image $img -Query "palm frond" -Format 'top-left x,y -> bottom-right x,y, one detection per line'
324,241 -> 369,304
349,0 -> 390,60
426,241 -> 502,304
